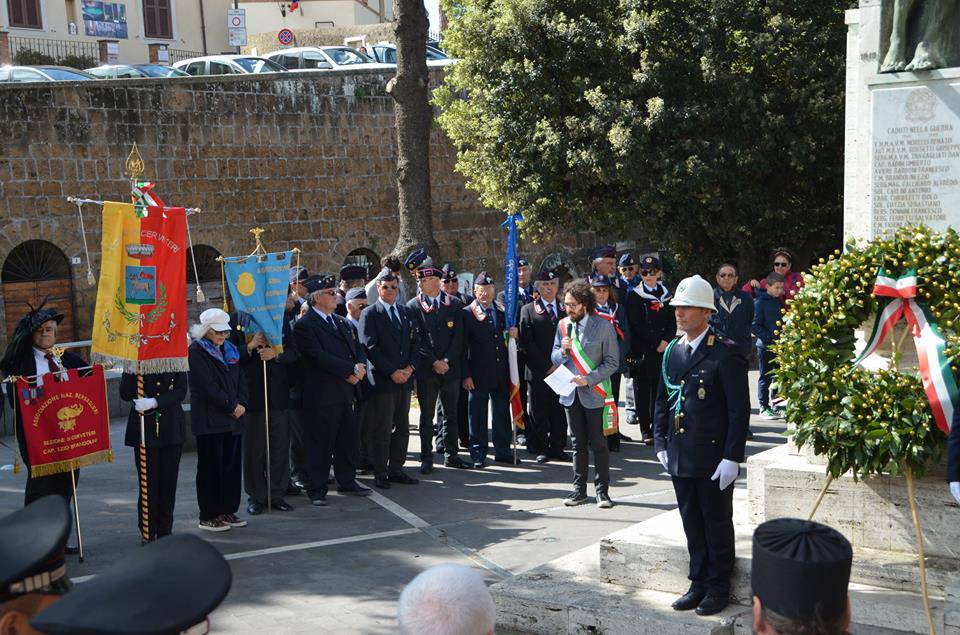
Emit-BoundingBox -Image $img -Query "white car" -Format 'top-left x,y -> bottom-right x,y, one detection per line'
263,46 -> 393,72
0,65 -> 95,82
172,55 -> 288,76
368,42 -> 455,67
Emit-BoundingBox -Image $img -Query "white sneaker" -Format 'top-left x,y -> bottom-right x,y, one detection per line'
198,518 -> 230,532
220,513 -> 247,528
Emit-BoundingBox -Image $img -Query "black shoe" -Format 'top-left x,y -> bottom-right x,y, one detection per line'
310,495 -> 328,507
285,483 -> 302,496
618,432 -> 633,442
374,476 -> 392,489
536,454 -> 548,464
64,545 -> 80,555
444,457 -> 473,469
388,472 -> 420,485
549,452 -> 571,462
247,502 -> 265,515
642,434 -> 654,446
608,441 -> 621,453
435,446 -> 446,456
357,467 -> 373,475
420,462 -> 434,475
746,429 -> 754,440
563,491 -> 588,506
271,499 -> 294,512
596,491 -> 613,509
472,460 -> 486,469
494,456 -> 521,465
695,595 -> 729,616
671,590 -> 706,611
338,481 -> 372,496
293,479 -> 308,490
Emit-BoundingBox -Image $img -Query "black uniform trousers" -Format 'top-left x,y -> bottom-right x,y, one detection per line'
436,387 -> 470,451
288,406 -> 310,487
526,377 -> 567,456
672,476 -> 736,596
18,432 -> 78,506
243,408 -> 290,505
135,444 -> 182,539
565,394 -> 610,495
195,431 -> 242,522
303,401 -> 360,499
417,374 -> 460,462
364,390 -> 412,477
633,355 -> 662,436
607,373 -> 623,451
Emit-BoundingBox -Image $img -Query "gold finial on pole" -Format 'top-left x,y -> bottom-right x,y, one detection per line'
124,143 -> 145,181
250,227 -> 266,256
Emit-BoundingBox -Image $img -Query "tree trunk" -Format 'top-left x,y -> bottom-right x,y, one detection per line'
387,0 -> 438,264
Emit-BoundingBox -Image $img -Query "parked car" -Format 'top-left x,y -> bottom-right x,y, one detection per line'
0,65 -> 95,82
172,55 -> 288,76
263,46 -> 393,72
85,64 -> 190,79
367,42 -> 454,67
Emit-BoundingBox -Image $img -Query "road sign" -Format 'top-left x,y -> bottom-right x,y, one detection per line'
228,8 -> 247,47
278,28 -> 294,46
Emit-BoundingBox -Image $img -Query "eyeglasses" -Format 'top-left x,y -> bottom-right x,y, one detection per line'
773,261 -> 789,267
718,273 -> 736,278
380,285 -> 398,290
563,301 -> 581,308
213,329 -> 231,335
620,266 -> 637,272
640,269 -> 659,276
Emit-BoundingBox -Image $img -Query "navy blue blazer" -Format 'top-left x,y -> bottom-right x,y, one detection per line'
359,300 -> 417,393
710,288 -> 754,355
652,328 -> 750,478
406,293 -> 464,381
294,308 -> 367,407
188,341 -> 248,437
461,301 -> 508,393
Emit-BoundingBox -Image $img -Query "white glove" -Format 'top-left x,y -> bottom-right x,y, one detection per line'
657,450 -> 669,471
133,397 -> 158,413
710,459 -> 739,490
950,482 -> 960,504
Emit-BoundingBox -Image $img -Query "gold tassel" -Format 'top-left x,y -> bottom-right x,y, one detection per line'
219,257 -> 228,313
86,269 -> 96,287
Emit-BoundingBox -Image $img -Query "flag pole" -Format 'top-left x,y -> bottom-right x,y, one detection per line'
263,359 -> 272,514
70,468 -> 84,562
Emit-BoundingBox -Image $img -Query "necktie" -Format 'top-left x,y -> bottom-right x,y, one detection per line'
677,342 -> 692,366
547,303 -> 556,321
433,299 -> 439,311
45,353 -> 62,382
326,315 -> 335,329
486,307 -> 496,329
390,305 -> 402,331
598,305 -> 608,314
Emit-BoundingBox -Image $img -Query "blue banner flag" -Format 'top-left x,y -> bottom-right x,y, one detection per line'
223,250 -> 294,351
501,212 -> 523,329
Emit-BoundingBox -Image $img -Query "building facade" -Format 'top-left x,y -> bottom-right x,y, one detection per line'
239,0 -> 391,38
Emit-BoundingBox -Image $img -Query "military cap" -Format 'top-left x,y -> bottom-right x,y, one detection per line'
618,253 -> 636,267
441,264 -> 457,282
379,271 -> 399,283
590,274 -> 613,287
591,245 -> 616,260
339,264 -> 366,282
344,287 -> 367,302
639,255 -> 662,270
517,258 -> 530,268
289,266 -> 309,285
304,273 -> 336,293
416,267 -> 443,280
536,270 -> 558,282
404,248 -> 432,272
751,518 -> 852,623
0,495 -> 71,603
474,272 -> 494,286
30,534 -> 232,635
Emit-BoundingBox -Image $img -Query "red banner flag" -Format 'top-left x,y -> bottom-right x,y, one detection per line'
17,366 -> 112,477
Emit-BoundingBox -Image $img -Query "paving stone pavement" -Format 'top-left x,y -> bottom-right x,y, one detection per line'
0,372 -> 784,633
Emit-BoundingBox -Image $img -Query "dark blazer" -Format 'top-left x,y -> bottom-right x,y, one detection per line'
187,341 -> 248,437
752,292 -> 782,348
406,292 -> 464,380
653,329 -> 750,478
595,303 -> 630,371
949,407 -> 960,483
518,298 -> 565,380
293,308 -> 366,406
284,306 -> 306,409
461,301 -> 508,392
229,313 -> 298,412
626,285 -> 677,358
359,300 -> 417,393
710,288 -> 754,355
120,372 -> 188,448
497,285 -> 535,326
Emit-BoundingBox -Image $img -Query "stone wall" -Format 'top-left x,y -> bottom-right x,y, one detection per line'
0,69 -> 585,344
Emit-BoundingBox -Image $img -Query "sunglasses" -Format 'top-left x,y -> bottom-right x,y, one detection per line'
640,269 -> 659,276
380,285 -> 399,290
773,261 -> 790,267
620,265 -> 637,271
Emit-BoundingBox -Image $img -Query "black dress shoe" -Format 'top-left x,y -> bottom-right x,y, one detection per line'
64,545 -> 80,555
627,414 -> 639,426
247,502 -> 265,515
695,595 -> 729,616
374,476 -> 392,489
608,441 -> 621,452
536,454 -> 548,464
338,481 -> 372,496
420,462 -> 434,475
271,499 -> 294,512
494,456 -> 521,465
444,457 -> 473,469
641,434 -> 655,446
671,590 -> 706,611
389,472 -> 420,485
549,452 -> 571,462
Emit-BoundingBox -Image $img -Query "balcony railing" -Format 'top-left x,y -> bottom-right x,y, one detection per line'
8,36 -> 99,65
169,48 -> 201,63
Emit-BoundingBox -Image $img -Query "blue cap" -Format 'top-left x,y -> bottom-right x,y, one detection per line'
404,248 -> 431,272
591,245 -> 616,260
590,274 -> 613,287
344,287 -> 367,302
618,253 -> 636,267
339,264 -> 366,281
537,270 -> 558,282
474,271 -> 494,286
304,274 -> 336,293
639,255 -> 661,270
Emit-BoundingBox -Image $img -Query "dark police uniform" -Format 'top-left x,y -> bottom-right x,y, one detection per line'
626,281 -> 676,442
407,290 -> 470,470
594,296 -> 631,451
653,327 -> 749,602
120,371 -> 188,540
437,266 -> 473,452
518,296 -> 568,459
293,278 -> 369,503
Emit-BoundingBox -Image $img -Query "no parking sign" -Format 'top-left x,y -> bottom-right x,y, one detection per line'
278,28 -> 294,46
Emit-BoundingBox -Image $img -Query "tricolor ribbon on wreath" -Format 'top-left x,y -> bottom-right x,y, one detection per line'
563,317 -> 619,437
852,268 -> 959,434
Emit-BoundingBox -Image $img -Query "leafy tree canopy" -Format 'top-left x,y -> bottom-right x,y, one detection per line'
435,0 -> 853,274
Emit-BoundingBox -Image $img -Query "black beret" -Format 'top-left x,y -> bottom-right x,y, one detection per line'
344,287 -> 367,302
339,264 -> 366,281
441,264 -> 457,282
618,253 -> 636,267
591,245 -> 616,260
752,518 -> 852,622
304,273 -> 336,293
517,258 -> 530,267
474,271 -> 494,286
590,274 -> 613,287
0,495 -> 71,602
31,534 -> 232,635
639,255 -> 662,270
416,267 -> 443,280
536,270 -> 558,282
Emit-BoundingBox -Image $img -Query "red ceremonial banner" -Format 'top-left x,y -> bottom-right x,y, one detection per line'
17,366 -> 112,477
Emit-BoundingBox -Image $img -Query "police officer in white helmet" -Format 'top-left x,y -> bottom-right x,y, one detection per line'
652,275 -> 750,617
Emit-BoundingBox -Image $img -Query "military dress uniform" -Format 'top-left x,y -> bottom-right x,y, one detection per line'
119,371 -> 188,540
653,325 -> 749,610
437,264 -> 473,452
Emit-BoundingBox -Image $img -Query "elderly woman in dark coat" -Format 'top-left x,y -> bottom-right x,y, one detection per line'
188,308 -> 248,533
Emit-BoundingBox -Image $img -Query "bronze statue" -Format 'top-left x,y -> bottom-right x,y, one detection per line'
880,0 -> 960,72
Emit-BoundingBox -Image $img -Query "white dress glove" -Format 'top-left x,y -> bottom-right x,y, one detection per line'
657,450 -> 669,471
710,459 -> 739,490
133,397 -> 158,413
950,481 -> 960,504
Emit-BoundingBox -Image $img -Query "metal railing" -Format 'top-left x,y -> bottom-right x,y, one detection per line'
168,48 -> 202,63
8,36 -> 99,63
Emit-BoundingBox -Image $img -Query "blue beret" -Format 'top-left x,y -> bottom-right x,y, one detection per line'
591,245 -> 616,260
345,287 -> 367,302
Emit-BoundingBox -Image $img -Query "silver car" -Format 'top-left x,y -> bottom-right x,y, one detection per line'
0,65 -> 95,82
263,46 -> 394,72
172,55 -> 288,76
85,64 -> 190,79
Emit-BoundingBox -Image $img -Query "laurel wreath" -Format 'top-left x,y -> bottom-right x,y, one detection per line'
775,225 -> 960,480
113,282 -> 169,325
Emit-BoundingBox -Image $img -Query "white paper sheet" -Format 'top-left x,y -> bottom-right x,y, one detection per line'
544,364 -> 577,397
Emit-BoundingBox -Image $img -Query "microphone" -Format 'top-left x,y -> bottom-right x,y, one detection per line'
566,321 -> 573,338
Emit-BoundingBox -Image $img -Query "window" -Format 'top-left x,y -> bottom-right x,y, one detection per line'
233,57 -> 286,73
11,69 -> 45,82
142,0 -> 172,39
209,61 -> 234,75
302,51 -> 332,69
277,54 -> 300,70
7,0 -> 42,28
183,61 -> 205,75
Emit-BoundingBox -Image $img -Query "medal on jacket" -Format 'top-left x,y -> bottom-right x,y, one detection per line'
698,386 -> 706,400
447,320 -> 454,328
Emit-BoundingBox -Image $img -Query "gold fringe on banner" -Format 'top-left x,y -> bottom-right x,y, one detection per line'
29,449 -> 112,478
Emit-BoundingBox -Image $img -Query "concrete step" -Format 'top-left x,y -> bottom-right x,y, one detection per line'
599,491 -> 946,633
